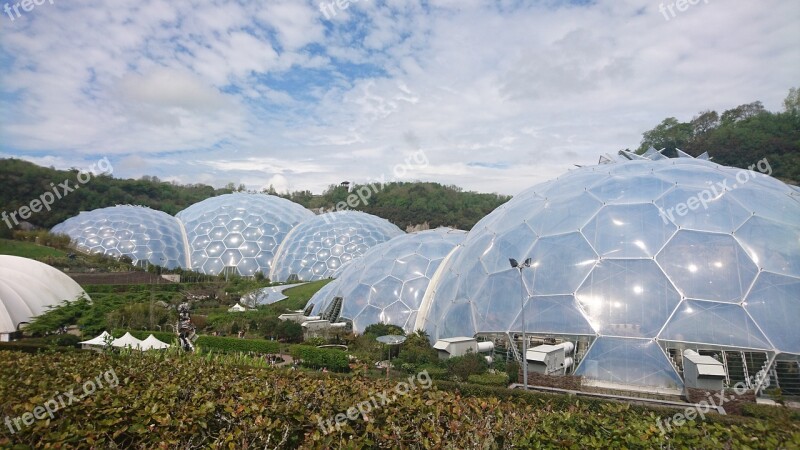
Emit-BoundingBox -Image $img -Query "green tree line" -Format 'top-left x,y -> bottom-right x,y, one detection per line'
630,87 -> 800,185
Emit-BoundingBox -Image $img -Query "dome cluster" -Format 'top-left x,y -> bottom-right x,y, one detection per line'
51,195 -> 402,278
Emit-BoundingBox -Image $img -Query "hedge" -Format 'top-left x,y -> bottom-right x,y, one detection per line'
195,335 -> 280,354
467,372 -> 510,386
289,345 -> 349,372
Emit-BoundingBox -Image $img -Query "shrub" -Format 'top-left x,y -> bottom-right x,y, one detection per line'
467,372 -> 510,386
289,345 -> 349,372
445,351 -> 488,381
195,335 -> 280,354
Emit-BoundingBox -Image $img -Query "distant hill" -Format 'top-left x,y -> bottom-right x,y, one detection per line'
0,159 -> 510,232
0,158 -> 231,230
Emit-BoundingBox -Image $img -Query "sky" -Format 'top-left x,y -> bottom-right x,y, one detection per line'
0,0 -> 798,196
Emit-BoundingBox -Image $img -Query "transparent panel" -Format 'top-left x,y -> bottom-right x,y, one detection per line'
589,175 -> 672,204
654,165 -> 738,189
657,230 -> 757,302
659,300 -> 772,349
654,186 -> 750,233
474,270 -> 521,332
438,302 -> 476,339
582,204 -> 676,258
353,305 -> 383,332
728,184 -> 800,227
744,272 -> 800,353
529,192 -> 603,236
509,295 -> 596,335
576,259 -> 680,338
736,217 -> 800,278
575,337 -> 683,389
381,301 -> 412,329
528,233 -> 597,295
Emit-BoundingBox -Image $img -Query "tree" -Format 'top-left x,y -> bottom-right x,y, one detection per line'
636,117 -> 693,156
784,87 -> 800,114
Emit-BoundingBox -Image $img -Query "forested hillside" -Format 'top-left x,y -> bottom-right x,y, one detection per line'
0,159 -> 234,230
631,88 -> 800,185
279,182 -> 511,230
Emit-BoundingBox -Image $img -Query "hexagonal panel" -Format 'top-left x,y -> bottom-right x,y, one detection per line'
582,204 -> 676,258
575,337 -> 683,389
654,186 -> 750,233
736,217 -> 800,278
576,259 -> 680,338
657,230 -> 757,302
659,300 -> 771,349
745,272 -> 800,354
589,175 -> 672,204
509,295 -> 596,335
528,233 -> 598,295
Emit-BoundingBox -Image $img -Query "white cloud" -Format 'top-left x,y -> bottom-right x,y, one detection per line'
0,0 -> 798,196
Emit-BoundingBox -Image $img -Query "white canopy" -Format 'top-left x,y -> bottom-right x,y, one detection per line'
111,332 -> 142,349
140,334 -> 170,350
79,331 -> 112,346
228,303 -> 247,312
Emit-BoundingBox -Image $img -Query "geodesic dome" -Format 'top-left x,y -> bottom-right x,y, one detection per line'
0,256 -> 90,334
417,156 -> 800,390
306,228 -> 466,333
51,205 -> 188,269
176,193 -> 314,276
269,211 -> 404,282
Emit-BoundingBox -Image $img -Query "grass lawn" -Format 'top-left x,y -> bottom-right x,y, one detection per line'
0,238 -> 66,258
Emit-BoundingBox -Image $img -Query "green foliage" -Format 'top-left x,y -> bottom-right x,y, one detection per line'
467,372 -> 510,386
282,181 -> 510,230
194,335 -> 280,355
363,323 -> 405,338
23,296 -> 92,336
444,351 -> 488,381
0,351 -> 798,448
0,158 -> 234,229
634,92 -> 800,185
396,330 -> 439,370
289,345 -> 350,372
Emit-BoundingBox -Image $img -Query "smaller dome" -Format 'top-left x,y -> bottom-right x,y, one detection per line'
51,205 -> 188,269
306,228 -> 466,333
176,193 -> 314,276
269,211 -> 404,282
0,256 -> 89,333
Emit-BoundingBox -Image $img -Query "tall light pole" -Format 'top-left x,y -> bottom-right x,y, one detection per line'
509,258 -> 532,389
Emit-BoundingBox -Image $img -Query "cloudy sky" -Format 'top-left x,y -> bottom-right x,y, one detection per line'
1,0 -> 798,195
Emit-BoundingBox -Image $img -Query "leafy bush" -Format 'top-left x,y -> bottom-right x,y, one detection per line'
0,351 -> 797,448
467,372 -> 510,386
289,345 -> 349,372
195,335 -> 280,354
445,351 -> 488,381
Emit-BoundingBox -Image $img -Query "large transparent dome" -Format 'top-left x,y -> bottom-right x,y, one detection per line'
270,211 -> 404,282
306,228 -> 466,333
51,205 -> 188,269
417,157 -> 800,390
176,193 -> 314,276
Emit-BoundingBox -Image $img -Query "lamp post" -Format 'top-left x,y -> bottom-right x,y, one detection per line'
509,258 -> 532,390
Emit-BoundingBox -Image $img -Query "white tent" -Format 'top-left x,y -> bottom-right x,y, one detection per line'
111,332 -> 142,349
79,331 -> 112,349
140,334 -> 170,350
228,303 -> 248,312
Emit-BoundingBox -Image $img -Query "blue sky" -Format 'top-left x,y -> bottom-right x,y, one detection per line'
1,0 -> 798,195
